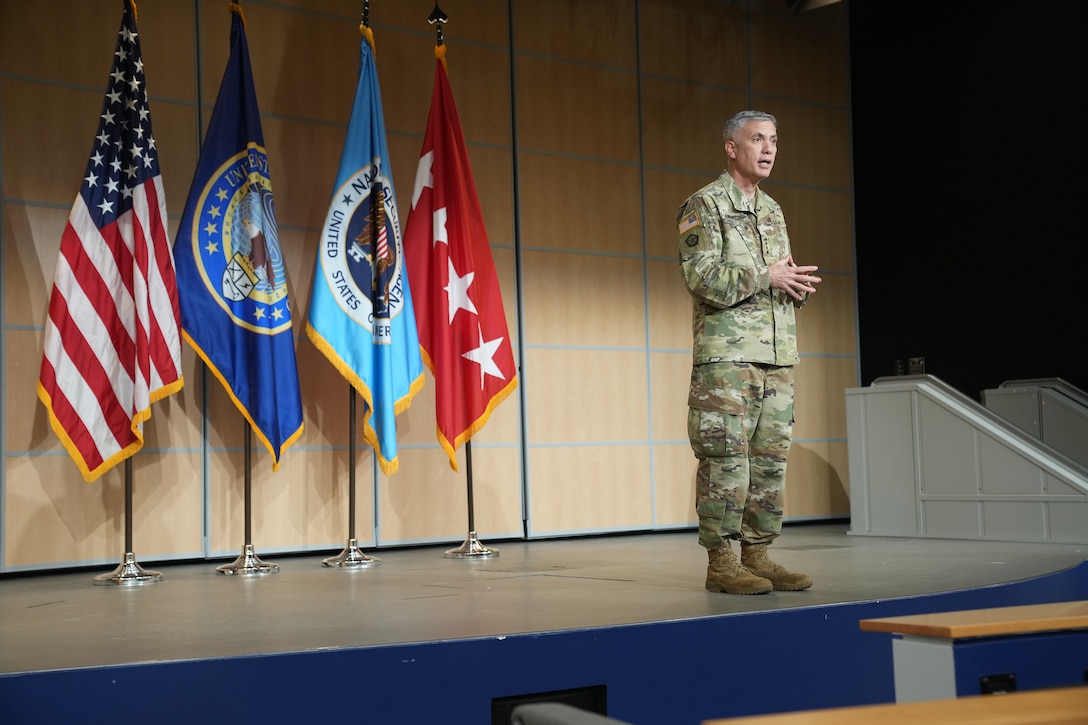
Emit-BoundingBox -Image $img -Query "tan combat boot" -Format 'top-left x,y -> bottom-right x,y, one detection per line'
706,543 -> 772,594
740,542 -> 813,591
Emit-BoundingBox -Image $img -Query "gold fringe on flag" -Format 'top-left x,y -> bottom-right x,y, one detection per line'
229,2 -> 246,29
361,23 -> 376,55
435,41 -> 447,71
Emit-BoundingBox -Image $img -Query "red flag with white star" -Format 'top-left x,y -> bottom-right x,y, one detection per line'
403,52 -> 517,471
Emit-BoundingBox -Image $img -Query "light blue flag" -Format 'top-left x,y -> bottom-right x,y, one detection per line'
306,28 -> 424,475
173,4 -> 303,469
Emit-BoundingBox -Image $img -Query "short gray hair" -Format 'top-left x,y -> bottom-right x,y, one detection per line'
723,110 -> 777,143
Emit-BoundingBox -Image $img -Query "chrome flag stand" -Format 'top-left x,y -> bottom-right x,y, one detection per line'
324,387 -> 380,567
217,421 -> 279,575
94,458 -> 162,585
444,441 -> 497,559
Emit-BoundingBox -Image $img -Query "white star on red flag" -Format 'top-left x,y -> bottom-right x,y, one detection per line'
412,150 -> 434,209
444,258 -> 477,323
462,325 -> 507,390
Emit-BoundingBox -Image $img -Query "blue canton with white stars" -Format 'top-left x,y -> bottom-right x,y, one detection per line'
81,6 -> 159,229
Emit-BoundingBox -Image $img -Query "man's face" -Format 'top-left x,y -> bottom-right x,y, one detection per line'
725,120 -> 777,185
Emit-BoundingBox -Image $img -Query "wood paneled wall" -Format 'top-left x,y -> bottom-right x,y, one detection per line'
0,0 -> 854,571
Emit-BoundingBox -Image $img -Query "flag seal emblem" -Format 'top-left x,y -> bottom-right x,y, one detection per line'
319,162 -> 406,344
188,144 -> 291,335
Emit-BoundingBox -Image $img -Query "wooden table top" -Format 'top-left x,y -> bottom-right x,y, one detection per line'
701,687 -> 1088,725
858,600 -> 1088,639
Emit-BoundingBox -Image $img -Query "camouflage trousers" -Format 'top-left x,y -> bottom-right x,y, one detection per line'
687,361 -> 795,551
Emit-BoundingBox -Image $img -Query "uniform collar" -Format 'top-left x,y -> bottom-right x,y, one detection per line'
720,171 -> 761,214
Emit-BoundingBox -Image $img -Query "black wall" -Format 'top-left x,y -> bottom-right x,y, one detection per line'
849,0 -> 1086,399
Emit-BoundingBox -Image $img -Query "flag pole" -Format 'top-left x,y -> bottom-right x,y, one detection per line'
217,420 -> 279,574
321,2 -> 381,568
307,0 -> 422,561
444,439 -> 499,558
42,0 -> 182,582
411,3 -> 497,560
323,385 -> 381,567
93,458 -> 163,585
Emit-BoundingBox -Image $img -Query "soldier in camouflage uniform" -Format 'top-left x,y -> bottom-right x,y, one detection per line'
676,110 -> 822,595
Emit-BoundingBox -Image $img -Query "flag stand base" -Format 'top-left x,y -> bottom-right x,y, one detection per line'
93,552 -> 162,585
444,531 -> 498,559
216,543 -> 279,575
323,538 -> 381,568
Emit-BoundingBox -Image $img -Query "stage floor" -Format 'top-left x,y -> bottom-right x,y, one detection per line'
3,522 -> 1087,677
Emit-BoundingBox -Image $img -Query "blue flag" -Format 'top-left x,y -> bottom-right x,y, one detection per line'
306,28 -> 424,476
173,4 -> 303,469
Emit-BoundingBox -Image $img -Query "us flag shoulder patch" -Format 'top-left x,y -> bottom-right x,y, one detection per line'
678,210 -> 700,234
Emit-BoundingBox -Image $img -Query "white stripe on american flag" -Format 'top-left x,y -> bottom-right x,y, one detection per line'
68,199 -> 137,358
44,336 -> 124,466
138,176 -> 182,393
65,198 -> 138,413
42,254 -> 127,463
376,224 -> 390,260
51,236 -> 133,410
124,187 -> 153,404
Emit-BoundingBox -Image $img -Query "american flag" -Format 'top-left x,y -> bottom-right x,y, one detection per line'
374,181 -> 391,262
37,0 -> 183,483
375,220 -> 390,261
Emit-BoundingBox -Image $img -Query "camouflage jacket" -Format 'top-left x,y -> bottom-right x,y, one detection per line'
676,172 -> 803,366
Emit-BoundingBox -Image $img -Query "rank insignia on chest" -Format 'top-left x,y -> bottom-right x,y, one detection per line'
678,210 -> 700,234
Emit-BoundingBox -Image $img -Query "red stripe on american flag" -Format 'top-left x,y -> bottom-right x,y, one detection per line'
38,357 -> 106,473
138,178 -> 183,388
42,293 -> 127,474
61,219 -> 137,386
49,267 -> 136,444
125,207 -> 154,398
376,223 -> 390,260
